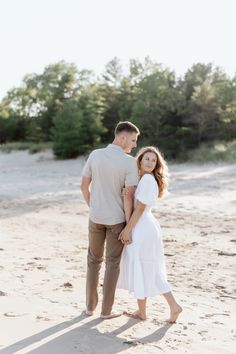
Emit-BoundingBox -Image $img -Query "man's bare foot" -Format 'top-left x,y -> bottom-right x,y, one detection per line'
100,312 -> 123,319
85,309 -> 94,316
124,310 -> 147,320
167,305 -> 183,323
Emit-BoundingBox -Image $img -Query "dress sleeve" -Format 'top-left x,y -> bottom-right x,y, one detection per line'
135,175 -> 158,206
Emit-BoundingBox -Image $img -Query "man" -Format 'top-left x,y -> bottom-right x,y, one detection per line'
80,121 -> 140,319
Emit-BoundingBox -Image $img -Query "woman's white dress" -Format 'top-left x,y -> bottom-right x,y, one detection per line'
117,173 -> 171,299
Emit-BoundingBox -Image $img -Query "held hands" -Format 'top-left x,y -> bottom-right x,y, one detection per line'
118,227 -> 132,245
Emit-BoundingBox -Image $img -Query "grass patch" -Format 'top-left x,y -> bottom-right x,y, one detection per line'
29,142 -> 53,154
0,142 -> 53,154
182,140 -> 236,163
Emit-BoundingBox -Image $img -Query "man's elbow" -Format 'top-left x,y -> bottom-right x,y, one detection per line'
80,176 -> 91,192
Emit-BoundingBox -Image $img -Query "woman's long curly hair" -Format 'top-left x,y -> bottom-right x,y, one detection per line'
136,146 -> 169,198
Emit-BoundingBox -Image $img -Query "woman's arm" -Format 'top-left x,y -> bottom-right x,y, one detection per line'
118,201 -> 146,244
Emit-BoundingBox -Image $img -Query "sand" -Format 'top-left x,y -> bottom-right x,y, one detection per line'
0,150 -> 235,353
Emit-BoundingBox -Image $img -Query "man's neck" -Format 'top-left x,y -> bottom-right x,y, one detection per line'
112,139 -> 125,152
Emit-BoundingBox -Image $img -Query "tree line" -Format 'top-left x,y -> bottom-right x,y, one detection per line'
0,58 -> 235,159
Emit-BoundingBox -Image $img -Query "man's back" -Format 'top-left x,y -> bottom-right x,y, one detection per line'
82,144 -> 138,225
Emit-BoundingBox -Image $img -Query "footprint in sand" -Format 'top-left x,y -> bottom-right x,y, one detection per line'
61,282 -> 73,289
204,313 -> 230,318
33,257 -> 50,261
193,285 -> 202,289
37,266 -> 47,270
36,315 -> 51,321
213,321 -> 224,325
190,242 -> 198,246
151,318 -> 164,325
214,284 -> 225,290
198,330 -> 208,335
4,312 -> 27,317
123,340 -> 144,347
218,251 -> 236,256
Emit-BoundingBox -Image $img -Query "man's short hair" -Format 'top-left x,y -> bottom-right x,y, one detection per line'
115,121 -> 140,135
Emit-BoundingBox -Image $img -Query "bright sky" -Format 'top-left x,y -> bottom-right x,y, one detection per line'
0,0 -> 235,98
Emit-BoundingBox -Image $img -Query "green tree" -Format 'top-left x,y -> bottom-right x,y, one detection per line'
179,63 -> 228,147
131,66 -> 184,157
0,100 -> 27,143
52,85 -> 105,159
1,61 -> 93,142
216,76 -> 236,140
99,58 -> 124,142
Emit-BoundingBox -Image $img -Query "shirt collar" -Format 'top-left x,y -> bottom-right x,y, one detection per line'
107,144 -> 124,152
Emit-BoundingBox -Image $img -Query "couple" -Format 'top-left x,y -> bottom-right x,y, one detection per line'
80,121 -> 182,322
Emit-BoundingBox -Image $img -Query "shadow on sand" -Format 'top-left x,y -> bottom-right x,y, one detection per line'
0,312 -> 172,354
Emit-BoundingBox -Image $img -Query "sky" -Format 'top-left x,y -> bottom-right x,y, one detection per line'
0,0 -> 236,98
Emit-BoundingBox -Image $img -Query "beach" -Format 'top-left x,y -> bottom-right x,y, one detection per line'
0,150 -> 235,354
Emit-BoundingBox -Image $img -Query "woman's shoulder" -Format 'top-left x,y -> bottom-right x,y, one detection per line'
135,173 -> 158,204
139,173 -> 156,183
138,174 -> 157,189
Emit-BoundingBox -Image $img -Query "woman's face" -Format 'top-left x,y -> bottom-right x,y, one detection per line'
140,152 -> 157,174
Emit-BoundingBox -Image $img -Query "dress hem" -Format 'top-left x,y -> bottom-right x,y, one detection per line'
117,285 -> 172,299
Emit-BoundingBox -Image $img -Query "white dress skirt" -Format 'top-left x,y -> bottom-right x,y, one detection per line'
117,173 -> 171,299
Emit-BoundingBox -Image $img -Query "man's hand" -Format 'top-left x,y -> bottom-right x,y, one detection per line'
118,227 -> 132,245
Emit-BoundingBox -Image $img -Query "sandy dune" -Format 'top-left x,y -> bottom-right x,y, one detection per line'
0,150 -> 235,353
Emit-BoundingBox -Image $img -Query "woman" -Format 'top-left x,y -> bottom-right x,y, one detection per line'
117,146 -> 182,322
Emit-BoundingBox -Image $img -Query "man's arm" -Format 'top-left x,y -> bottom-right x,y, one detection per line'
123,185 -> 136,223
80,176 -> 91,206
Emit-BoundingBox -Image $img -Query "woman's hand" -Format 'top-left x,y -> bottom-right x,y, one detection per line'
118,227 -> 132,245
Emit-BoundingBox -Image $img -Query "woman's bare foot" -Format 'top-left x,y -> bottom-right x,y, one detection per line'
124,310 -> 147,320
168,305 -> 183,323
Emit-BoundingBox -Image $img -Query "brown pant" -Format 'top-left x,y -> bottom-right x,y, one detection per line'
86,219 -> 125,315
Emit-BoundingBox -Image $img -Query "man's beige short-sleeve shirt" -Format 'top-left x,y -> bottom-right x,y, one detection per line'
82,144 -> 139,225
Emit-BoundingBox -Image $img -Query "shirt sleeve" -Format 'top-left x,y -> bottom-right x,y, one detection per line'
125,158 -> 139,186
135,175 -> 158,206
82,153 -> 93,177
